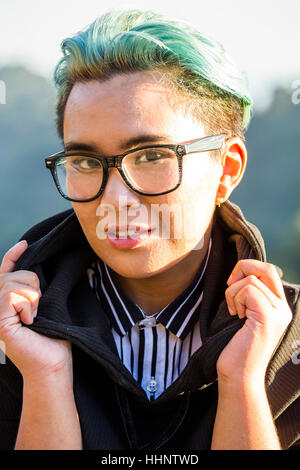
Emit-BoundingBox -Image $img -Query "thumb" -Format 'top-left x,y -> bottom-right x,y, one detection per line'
0,240 -> 28,274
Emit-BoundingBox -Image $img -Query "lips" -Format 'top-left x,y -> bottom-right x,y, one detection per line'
105,226 -> 155,249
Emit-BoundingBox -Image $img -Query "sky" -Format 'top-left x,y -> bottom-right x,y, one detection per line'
1,0 -> 300,110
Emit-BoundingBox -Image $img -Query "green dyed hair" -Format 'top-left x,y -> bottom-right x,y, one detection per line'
54,9 -> 253,141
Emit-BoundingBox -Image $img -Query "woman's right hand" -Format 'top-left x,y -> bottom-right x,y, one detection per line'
0,240 -> 72,382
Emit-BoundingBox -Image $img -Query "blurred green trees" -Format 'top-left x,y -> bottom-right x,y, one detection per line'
230,87 -> 300,283
0,66 -> 69,257
0,65 -> 299,283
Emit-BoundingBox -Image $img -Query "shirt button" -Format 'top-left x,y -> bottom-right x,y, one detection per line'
139,317 -> 157,328
147,377 -> 158,393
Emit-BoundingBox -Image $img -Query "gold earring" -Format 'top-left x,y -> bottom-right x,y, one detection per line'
216,198 -> 223,207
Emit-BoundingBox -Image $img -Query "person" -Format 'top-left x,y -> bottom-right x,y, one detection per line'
0,9 -> 299,451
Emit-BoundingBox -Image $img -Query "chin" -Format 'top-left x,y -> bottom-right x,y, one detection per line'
105,256 -> 169,279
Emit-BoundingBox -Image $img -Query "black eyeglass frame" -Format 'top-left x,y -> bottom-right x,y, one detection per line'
44,134 -> 228,202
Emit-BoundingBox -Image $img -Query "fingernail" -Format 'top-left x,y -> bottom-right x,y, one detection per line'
16,240 -> 27,248
227,274 -> 233,285
33,309 -> 38,318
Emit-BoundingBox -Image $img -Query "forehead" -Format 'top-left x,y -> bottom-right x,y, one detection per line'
66,70 -> 174,107
63,71 -> 204,148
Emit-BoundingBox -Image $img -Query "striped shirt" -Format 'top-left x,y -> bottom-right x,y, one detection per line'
87,238 -> 212,401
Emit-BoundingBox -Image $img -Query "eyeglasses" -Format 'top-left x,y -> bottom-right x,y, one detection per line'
44,134 -> 227,202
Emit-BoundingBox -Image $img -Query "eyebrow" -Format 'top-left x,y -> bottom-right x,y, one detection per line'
64,134 -> 173,154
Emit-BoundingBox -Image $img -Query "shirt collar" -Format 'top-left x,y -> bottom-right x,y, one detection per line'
91,237 -> 212,340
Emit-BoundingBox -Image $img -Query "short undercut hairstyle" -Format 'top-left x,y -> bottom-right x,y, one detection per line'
54,9 -> 253,145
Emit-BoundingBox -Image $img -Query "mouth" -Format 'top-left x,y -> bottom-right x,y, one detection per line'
105,226 -> 153,239
104,225 -> 157,249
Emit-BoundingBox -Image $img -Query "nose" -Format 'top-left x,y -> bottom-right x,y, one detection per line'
99,167 -> 141,209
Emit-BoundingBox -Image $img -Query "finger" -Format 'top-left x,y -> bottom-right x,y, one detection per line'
227,259 -> 285,300
0,270 -> 40,292
225,274 -> 282,316
0,241 -> 28,274
0,292 -> 34,328
13,293 -> 36,325
0,283 -> 40,314
232,284 -> 272,320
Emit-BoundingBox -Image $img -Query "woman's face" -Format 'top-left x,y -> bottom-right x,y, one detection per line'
63,71 -> 224,278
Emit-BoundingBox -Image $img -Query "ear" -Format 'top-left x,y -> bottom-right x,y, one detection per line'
215,137 -> 247,203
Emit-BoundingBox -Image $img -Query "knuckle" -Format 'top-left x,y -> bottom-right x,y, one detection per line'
1,291 -> 26,306
238,259 -> 253,266
29,272 -> 39,286
236,259 -> 245,268
267,262 -> 277,274
2,291 -> 16,304
243,284 -> 256,296
0,281 -> 20,298
2,280 -> 15,292
18,270 -> 39,286
247,274 -> 257,284
225,287 -> 231,300
225,284 -> 235,298
27,271 -> 40,289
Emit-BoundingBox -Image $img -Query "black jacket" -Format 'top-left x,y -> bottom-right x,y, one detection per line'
0,200 -> 299,450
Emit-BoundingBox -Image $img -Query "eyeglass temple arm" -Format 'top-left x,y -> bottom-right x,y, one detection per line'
183,134 -> 228,154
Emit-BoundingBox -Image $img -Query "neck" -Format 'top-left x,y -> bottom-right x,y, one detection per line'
111,230 -> 212,316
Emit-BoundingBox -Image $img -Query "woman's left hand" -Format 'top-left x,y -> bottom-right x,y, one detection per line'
216,259 -> 293,385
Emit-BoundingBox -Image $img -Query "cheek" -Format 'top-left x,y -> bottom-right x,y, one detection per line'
168,156 -> 221,217
182,154 -> 221,195
159,157 -> 221,244
72,201 -> 100,241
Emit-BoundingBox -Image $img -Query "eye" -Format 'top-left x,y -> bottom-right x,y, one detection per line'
68,156 -> 101,171
133,149 -> 173,164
